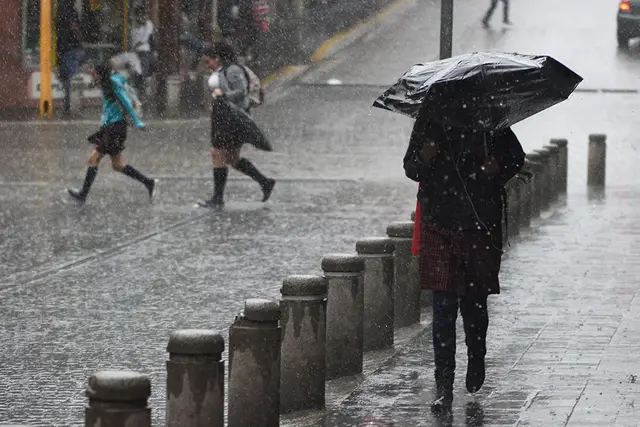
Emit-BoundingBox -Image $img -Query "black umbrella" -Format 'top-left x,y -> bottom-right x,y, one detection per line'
213,98 -> 273,152
373,52 -> 583,130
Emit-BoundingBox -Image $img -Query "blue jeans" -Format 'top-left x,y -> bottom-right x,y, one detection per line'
58,48 -> 86,113
432,291 -> 488,380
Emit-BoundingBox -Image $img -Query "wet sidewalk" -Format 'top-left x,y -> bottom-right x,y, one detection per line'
285,188 -> 640,426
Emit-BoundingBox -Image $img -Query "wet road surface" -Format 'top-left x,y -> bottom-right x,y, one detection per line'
2,0 -> 640,425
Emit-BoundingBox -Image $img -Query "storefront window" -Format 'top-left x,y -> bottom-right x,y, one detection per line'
21,0 -> 149,68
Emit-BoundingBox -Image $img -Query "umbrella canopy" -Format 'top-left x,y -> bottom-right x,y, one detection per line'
373,52 -> 583,130
213,98 -> 273,152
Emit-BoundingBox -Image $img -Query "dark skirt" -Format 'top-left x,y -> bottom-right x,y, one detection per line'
88,120 -> 127,156
419,221 -> 503,298
211,103 -> 244,150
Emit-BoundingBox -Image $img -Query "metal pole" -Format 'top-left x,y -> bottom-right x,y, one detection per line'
439,0 -> 453,59
40,0 -> 53,118
123,0 -> 129,52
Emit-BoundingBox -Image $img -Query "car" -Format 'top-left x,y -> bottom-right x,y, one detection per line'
618,0 -> 640,48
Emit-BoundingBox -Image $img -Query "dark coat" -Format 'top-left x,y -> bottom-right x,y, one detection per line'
404,119 -> 525,297
404,120 -> 525,232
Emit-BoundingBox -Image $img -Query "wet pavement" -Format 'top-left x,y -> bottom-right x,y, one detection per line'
2,0 -> 640,425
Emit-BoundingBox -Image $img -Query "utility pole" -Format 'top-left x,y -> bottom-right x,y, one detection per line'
439,0 -> 453,59
156,0 -> 180,115
40,0 -> 53,118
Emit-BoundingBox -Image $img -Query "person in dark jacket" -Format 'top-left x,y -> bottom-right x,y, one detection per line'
404,116 -> 525,413
198,42 -> 275,209
67,63 -> 156,203
56,0 -> 85,115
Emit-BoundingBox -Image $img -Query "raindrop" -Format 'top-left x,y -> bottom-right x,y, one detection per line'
485,246 -> 490,250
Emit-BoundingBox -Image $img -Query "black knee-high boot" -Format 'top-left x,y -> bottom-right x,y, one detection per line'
212,167 -> 228,204
233,158 -> 275,202
200,167 -> 228,208
68,166 -> 98,202
122,165 -> 156,201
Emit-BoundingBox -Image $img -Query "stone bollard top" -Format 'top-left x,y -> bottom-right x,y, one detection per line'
589,134 -> 607,144
386,221 -> 414,239
281,275 -> 327,297
321,253 -> 365,274
543,144 -> 560,153
356,237 -> 395,255
550,138 -> 568,147
167,329 -> 225,355
534,148 -> 551,158
243,298 -> 280,322
87,370 -> 151,402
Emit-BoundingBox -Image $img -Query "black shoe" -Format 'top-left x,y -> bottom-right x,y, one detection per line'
503,19 -> 513,25
147,179 -> 158,203
198,197 -> 224,210
431,391 -> 453,415
67,188 -> 86,203
466,355 -> 485,393
262,179 -> 276,202
431,374 -> 454,414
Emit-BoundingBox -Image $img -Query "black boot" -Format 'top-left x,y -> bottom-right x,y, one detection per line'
199,167 -> 228,208
67,166 -> 98,203
466,355 -> 486,393
233,158 -> 275,202
431,372 -> 454,414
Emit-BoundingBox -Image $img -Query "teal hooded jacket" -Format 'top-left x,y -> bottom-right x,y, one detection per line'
101,73 -> 145,129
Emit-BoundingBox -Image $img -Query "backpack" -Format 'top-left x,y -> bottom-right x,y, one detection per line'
224,64 -> 265,108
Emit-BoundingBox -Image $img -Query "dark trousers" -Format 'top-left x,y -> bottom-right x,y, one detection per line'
58,48 -> 85,113
432,291 -> 488,380
484,0 -> 509,22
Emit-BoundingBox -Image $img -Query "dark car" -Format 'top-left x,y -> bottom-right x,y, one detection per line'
618,0 -> 640,48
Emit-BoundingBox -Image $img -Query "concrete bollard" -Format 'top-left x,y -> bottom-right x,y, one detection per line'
166,330 -> 225,427
85,370 -> 151,427
228,299 -> 281,427
550,138 -> 568,194
387,222 -> 421,328
543,144 -> 561,203
280,275 -> 327,413
410,210 -> 416,221
322,254 -> 365,380
516,174 -> 531,229
533,149 -> 552,211
588,134 -> 606,188
525,154 -> 544,217
356,237 -> 395,352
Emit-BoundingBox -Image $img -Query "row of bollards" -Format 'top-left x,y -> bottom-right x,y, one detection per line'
79,228 -> 423,426
66,135 -> 609,427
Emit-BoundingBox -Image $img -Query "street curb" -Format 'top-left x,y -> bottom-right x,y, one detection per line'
261,65 -> 309,91
310,0 -> 415,63
260,0 -> 414,93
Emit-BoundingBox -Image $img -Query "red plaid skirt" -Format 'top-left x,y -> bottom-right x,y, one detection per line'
419,220 -> 503,298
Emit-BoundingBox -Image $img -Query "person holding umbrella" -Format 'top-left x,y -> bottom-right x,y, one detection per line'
374,52 -> 583,413
198,42 -> 275,209
405,120 -> 524,413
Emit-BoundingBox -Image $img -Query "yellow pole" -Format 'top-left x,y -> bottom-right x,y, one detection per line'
39,0 -> 53,118
123,0 -> 129,51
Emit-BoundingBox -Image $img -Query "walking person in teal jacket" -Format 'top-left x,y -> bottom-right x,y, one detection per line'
67,63 -> 157,203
